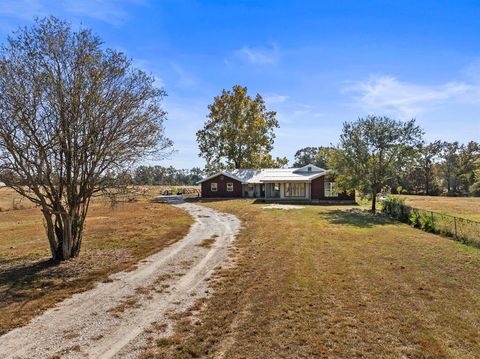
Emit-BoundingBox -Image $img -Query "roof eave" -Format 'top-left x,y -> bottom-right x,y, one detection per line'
196,171 -> 244,184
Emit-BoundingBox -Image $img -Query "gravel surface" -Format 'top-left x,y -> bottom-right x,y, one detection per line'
0,201 -> 240,359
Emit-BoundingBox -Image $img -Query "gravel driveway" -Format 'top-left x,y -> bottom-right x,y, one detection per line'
0,201 -> 240,359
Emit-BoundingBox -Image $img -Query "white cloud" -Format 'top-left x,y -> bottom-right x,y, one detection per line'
344,75 -> 472,117
264,94 -> 288,104
0,0 -> 144,26
234,44 -> 280,65
170,62 -> 197,88
274,102 -> 328,126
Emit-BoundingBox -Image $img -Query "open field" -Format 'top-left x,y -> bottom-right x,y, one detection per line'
0,195 -> 193,335
400,195 -> 480,221
145,200 -> 480,359
0,185 -> 201,212
0,187 -> 37,211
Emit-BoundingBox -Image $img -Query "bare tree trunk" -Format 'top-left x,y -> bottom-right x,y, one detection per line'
42,210 -> 60,260
371,190 -> 377,213
41,208 -> 84,261
61,214 -> 73,260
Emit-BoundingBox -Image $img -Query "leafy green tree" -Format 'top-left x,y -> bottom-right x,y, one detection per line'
438,141 -> 479,195
0,18 -> 171,261
388,141 -> 443,195
256,154 -> 289,168
470,163 -> 480,196
418,141 -> 444,195
197,85 -> 280,169
440,142 -> 461,194
293,146 -> 333,168
329,115 -> 423,212
457,141 -> 480,194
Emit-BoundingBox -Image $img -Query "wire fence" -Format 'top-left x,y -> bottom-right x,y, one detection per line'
382,199 -> 480,248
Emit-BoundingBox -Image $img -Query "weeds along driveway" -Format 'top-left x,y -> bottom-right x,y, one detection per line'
0,201 -> 240,359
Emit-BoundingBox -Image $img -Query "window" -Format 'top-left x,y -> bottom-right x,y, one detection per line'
308,166 -> 312,172
211,182 -> 218,192
285,183 -> 306,197
274,183 -> 280,191
227,182 -> 234,192
324,182 -> 338,197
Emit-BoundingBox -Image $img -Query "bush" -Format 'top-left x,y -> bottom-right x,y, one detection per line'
410,210 -> 436,233
382,196 -> 479,247
383,197 -> 438,233
381,196 -> 410,222
419,212 -> 436,233
470,182 -> 480,197
409,211 -> 421,228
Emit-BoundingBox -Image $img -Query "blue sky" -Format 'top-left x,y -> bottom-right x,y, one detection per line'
1,1 -> 479,168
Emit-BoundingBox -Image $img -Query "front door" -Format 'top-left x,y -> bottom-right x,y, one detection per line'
261,184 -> 265,197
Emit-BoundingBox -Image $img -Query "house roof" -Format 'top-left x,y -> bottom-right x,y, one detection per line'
197,164 -> 331,184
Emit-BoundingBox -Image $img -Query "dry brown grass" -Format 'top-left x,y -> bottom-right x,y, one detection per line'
147,199 -> 480,359
0,197 -> 193,335
196,235 -> 218,249
0,187 -> 36,211
0,185 -> 201,212
401,195 -> 480,221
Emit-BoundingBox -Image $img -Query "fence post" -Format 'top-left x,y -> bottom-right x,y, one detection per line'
454,216 -> 457,239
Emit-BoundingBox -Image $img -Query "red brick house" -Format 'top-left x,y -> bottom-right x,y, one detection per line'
197,164 -> 355,203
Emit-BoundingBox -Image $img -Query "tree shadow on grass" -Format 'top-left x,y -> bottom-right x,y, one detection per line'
0,257 -> 68,334
323,209 -> 395,228
0,258 -> 58,303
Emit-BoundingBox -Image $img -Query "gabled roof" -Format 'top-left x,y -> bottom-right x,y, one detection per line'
292,164 -> 325,173
195,170 -> 255,184
197,165 -> 332,184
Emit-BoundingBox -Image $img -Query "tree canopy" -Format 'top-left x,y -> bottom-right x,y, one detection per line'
292,146 -> 333,168
0,17 -> 172,260
387,140 -> 480,196
197,85 -> 286,171
329,115 -> 423,212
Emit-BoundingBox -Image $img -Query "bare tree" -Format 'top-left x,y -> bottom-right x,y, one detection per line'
0,17 -> 172,261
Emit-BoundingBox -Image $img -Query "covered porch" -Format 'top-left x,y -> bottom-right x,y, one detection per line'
263,182 -> 311,200
242,182 -> 311,200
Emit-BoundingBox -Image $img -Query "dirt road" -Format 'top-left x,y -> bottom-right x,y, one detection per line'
0,201 -> 240,359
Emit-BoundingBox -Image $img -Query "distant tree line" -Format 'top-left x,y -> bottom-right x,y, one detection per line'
388,140 -> 480,196
131,166 -> 204,185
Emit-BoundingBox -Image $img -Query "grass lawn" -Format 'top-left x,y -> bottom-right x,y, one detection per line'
0,197 -> 193,335
400,195 -> 480,222
146,200 -> 480,359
